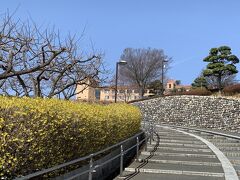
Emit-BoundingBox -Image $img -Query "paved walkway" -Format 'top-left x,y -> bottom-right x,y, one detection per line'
115,126 -> 240,180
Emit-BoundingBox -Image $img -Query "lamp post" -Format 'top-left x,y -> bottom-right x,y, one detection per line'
161,60 -> 168,95
115,60 -> 127,103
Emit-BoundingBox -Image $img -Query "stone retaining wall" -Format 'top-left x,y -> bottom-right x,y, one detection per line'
134,96 -> 240,132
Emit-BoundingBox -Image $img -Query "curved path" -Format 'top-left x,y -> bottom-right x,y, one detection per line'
115,125 -> 240,180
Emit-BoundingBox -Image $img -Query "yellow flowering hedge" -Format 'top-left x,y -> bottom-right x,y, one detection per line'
0,97 -> 141,178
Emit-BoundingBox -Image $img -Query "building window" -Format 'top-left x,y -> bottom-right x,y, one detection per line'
134,89 -> 140,93
119,90 -> 125,93
127,89 -> 132,93
104,89 -> 110,94
105,96 -> 109,100
95,89 -> 100,100
169,84 -> 171,88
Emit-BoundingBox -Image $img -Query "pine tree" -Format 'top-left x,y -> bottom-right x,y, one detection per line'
203,46 -> 239,91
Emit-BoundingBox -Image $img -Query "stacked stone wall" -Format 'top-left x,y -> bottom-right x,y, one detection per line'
134,96 -> 240,132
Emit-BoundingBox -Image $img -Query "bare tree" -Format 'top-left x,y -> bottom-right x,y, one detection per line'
0,13 -> 103,99
119,48 -> 171,97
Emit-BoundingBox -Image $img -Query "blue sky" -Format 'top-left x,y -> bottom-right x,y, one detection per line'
1,0 -> 240,84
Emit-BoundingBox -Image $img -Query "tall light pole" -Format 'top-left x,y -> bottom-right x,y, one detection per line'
115,60 -> 127,103
161,60 -> 168,95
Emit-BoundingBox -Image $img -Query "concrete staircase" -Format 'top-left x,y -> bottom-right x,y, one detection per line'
190,130 -> 240,178
115,126 -> 239,180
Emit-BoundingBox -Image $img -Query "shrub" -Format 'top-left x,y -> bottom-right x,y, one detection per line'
0,97 -> 141,178
223,84 -> 240,95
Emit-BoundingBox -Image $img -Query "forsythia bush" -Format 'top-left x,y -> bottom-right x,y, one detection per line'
0,97 -> 141,178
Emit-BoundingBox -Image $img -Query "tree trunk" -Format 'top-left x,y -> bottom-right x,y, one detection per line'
217,75 -> 222,94
140,86 -> 144,99
16,75 -> 29,97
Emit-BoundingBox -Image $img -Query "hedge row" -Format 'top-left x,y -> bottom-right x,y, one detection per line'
167,88 -> 212,96
223,84 -> 240,95
0,97 -> 141,178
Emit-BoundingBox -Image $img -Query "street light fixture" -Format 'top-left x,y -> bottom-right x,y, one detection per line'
115,60 -> 127,103
161,60 -> 168,95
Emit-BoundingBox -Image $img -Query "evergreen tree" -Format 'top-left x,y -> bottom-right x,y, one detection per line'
192,76 -> 208,89
203,46 -> 239,91
148,80 -> 162,95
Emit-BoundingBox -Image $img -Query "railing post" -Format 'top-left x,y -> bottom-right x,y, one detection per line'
143,117 -> 146,130
145,136 -> 148,151
120,145 -> 124,177
151,130 -> 154,142
149,132 -> 152,145
136,137 -> 139,162
151,123 -> 154,142
88,154 -> 94,180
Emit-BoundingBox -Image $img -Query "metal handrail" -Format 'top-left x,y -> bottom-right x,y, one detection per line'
16,123 -> 154,180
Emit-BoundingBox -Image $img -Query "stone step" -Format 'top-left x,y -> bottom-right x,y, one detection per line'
195,134 -> 212,138
218,147 -> 240,151
212,142 -> 240,147
138,158 -> 221,166
193,133 -> 214,136
158,136 -> 196,140
206,139 -> 240,143
155,131 -> 189,135
116,172 -> 225,180
151,139 -> 204,144
147,146 -> 212,153
124,168 -> 224,177
156,133 -> 193,136
204,136 -> 227,139
223,152 -> 240,157
157,131 -> 185,135
156,130 -> 177,132
157,137 -> 198,141
127,161 -> 224,173
141,151 -> 216,158
148,143 -> 208,148
147,148 -> 214,155
157,132 -> 185,135
157,134 -> 192,138
138,154 -> 220,163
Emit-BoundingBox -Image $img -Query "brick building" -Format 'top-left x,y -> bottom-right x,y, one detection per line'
76,82 -> 153,102
165,79 -> 191,94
